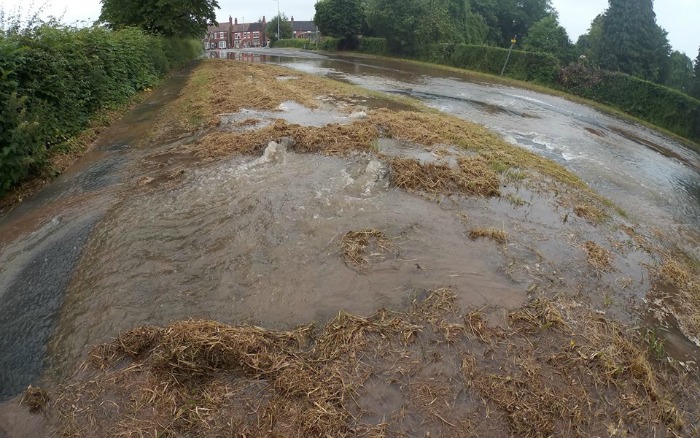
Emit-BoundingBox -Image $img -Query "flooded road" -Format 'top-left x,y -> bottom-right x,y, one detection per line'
1,52 -> 699,421
0,66 -> 196,400
228,49 -> 700,258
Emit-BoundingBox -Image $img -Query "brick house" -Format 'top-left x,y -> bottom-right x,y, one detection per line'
290,17 -> 317,40
204,16 -> 267,50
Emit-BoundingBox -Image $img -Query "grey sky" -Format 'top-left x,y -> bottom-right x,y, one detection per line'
2,0 -> 699,58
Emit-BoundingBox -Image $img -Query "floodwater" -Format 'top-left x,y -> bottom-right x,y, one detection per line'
0,65 -> 196,401
1,51 -> 699,431
230,48 -> 700,259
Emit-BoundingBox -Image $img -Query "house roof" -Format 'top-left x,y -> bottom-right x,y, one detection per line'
293,21 -> 316,32
207,23 -> 230,33
232,22 -> 264,33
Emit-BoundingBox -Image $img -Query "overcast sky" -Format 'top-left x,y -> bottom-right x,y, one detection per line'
2,0 -> 698,58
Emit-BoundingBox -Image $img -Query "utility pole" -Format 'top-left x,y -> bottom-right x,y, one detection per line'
272,0 -> 280,40
500,36 -> 517,76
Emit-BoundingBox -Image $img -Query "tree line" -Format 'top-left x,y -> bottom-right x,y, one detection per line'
314,0 -> 700,99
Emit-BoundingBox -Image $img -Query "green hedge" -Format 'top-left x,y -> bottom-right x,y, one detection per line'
0,25 -> 201,194
430,44 -> 560,84
319,37 -> 342,51
272,38 -> 311,49
358,37 -> 388,56
557,64 -> 700,143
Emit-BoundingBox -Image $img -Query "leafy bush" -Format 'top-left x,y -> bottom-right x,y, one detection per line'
433,44 -> 561,84
0,23 -> 201,194
557,64 -> 700,142
358,37 -> 388,55
273,38 -> 310,49
319,37 -> 342,51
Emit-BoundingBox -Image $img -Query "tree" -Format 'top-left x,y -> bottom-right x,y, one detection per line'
99,0 -> 219,37
470,0 -> 553,46
596,0 -> 670,82
664,51 -> 694,93
692,46 -> 700,99
266,14 -> 293,42
314,0 -> 363,41
364,0 -> 457,55
522,15 -> 571,61
575,14 -> 603,62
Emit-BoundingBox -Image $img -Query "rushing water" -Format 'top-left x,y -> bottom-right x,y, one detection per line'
227,49 -> 700,259
1,51 -> 699,414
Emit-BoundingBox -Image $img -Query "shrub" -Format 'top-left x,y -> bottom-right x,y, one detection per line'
358,37 -> 388,55
435,44 -> 560,84
319,37 -> 342,51
273,38 -> 311,49
0,24 -> 201,194
557,64 -> 700,142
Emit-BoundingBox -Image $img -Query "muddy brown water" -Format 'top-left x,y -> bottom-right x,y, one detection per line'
231,48 -> 700,261
0,54 -> 699,435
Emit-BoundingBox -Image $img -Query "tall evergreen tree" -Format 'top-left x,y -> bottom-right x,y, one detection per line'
692,46 -> 700,100
597,0 -> 670,82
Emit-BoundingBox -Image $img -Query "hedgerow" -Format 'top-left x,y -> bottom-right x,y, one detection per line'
0,23 -> 201,194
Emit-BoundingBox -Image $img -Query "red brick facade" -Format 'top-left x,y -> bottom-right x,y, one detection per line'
204,16 -> 267,50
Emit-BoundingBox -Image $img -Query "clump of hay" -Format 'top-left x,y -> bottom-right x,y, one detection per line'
389,156 -> 500,197
655,258 -> 700,342
574,204 -> 604,223
339,229 -> 392,267
21,385 -> 49,413
584,241 -> 613,270
49,293 -> 698,437
468,227 -> 508,244
187,119 -> 379,159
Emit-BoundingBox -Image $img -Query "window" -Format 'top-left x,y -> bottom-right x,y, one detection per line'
235,33 -> 240,39
218,40 -> 226,49
253,32 -> 259,37
218,32 -> 227,39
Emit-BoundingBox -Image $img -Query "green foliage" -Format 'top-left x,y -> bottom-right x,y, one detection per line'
434,44 -> 560,83
664,51 -> 694,94
272,38 -> 310,49
364,0 -> 459,56
99,0 -> 219,37
522,15 -> 572,62
595,0 -> 671,82
266,14 -> 293,42
692,47 -> 700,100
0,23 -> 201,194
314,0 -> 363,41
557,63 -> 700,142
358,37 -> 388,55
318,37 -> 342,51
470,0 -> 553,46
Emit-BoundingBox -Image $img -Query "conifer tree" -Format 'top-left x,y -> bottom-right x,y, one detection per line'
597,0 -> 670,82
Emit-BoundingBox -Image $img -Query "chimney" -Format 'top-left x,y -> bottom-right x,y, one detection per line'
291,16 -> 294,22
234,17 -> 238,25
229,15 -> 233,25
263,16 -> 266,23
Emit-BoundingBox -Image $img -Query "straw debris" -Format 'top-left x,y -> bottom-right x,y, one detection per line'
21,385 -> 49,413
389,156 -> 500,197
468,227 -> 508,244
584,241 -> 613,271
340,229 -> 393,267
49,293 -> 698,437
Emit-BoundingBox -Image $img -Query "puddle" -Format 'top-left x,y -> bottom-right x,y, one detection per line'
219,100 -> 358,128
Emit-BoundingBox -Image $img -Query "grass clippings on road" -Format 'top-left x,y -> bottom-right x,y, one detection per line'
51,290 -> 699,437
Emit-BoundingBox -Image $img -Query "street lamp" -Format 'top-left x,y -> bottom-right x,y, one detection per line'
272,0 -> 280,40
